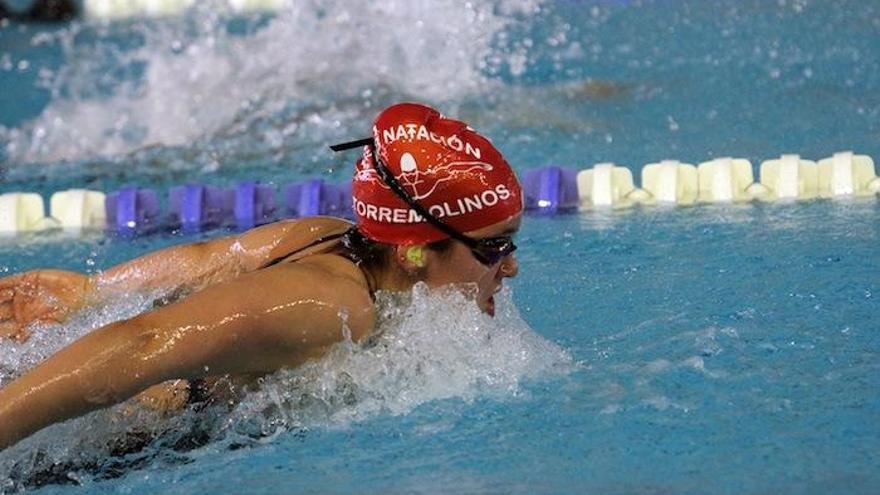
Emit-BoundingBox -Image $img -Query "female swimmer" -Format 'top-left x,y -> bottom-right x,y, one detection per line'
0,102 -> 523,450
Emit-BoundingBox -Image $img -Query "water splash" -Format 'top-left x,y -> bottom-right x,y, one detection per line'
1,0 -> 543,166
228,284 -> 572,434
0,284 -> 571,490
0,292 -> 156,386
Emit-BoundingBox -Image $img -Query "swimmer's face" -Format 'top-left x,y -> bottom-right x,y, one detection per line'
422,214 -> 521,317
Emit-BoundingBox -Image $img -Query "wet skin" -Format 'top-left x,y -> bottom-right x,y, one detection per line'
0,214 -> 520,450
414,218 -> 521,317
0,216 -> 356,341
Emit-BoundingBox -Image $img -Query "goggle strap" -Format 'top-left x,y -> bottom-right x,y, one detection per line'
329,137 -> 374,152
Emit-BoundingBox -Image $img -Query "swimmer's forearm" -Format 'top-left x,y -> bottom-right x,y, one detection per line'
0,309 -> 251,450
87,237 -> 241,303
0,273 -> 285,450
0,319 -> 157,450
0,259 -> 366,450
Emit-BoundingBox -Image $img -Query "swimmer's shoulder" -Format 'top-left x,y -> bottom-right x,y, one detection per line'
235,216 -> 353,272
261,254 -> 376,343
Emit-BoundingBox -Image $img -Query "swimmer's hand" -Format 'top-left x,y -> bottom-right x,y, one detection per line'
0,270 -> 89,342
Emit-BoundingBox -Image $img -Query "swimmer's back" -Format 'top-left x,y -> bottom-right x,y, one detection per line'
144,252 -> 376,370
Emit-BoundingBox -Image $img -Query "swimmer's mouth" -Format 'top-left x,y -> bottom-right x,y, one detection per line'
486,286 -> 502,317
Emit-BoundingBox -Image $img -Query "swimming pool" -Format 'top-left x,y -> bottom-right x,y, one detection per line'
1,0 -> 879,493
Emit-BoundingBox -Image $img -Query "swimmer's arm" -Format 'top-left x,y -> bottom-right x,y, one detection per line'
89,217 -> 352,300
1,218 -> 351,339
0,261 -> 373,450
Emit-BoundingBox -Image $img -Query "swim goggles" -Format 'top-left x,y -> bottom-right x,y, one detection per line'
331,137 -> 517,266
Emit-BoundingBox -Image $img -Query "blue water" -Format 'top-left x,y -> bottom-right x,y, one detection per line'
1,0 -> 879,493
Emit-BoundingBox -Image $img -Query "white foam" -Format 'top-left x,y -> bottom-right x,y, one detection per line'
0,284 -> 571,486
2,0 -> 542,164
0,292 -> 157,386
226,284 -> 572,433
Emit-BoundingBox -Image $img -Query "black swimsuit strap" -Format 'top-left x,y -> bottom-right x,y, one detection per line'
261,227 -> 359,269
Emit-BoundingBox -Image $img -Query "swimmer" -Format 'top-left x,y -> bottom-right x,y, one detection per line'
0,102 -> 523,450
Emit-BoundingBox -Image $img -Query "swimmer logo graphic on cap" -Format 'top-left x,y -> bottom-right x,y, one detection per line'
352,102 -> 523,245
363,148 -> 494,202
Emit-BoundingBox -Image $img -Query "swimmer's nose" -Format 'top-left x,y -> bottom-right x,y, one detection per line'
499,254 -> 518,278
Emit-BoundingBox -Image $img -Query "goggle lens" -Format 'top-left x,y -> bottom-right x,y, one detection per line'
471,236 -> 517,266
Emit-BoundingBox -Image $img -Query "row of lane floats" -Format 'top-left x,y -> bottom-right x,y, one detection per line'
567,151 -> 878,209
0,151 -> 877,235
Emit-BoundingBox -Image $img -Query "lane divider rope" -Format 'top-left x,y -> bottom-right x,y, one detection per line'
0,151 -> 876,235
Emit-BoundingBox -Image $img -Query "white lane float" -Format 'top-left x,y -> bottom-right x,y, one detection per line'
0,193 -> 59,234
572,151 -> 876,210
758,154 -> 819,201
817,152 -> 878,198
576,163 -> 644,208
696,157 -> 755,203
50,189 -> 107,230
639,160 -> 698,205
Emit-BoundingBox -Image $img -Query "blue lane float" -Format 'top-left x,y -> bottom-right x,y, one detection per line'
168,184 -> 229,233
234,181 -> 277,230
284,179 -> 351,219
167,182 -> 279,233
523,166 -> 579,213
106,187 -> 160,234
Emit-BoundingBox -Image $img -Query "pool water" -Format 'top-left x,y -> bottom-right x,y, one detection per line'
1,0 -> 879,493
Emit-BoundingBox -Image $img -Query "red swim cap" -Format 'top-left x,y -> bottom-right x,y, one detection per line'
351,103 -> 523,245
